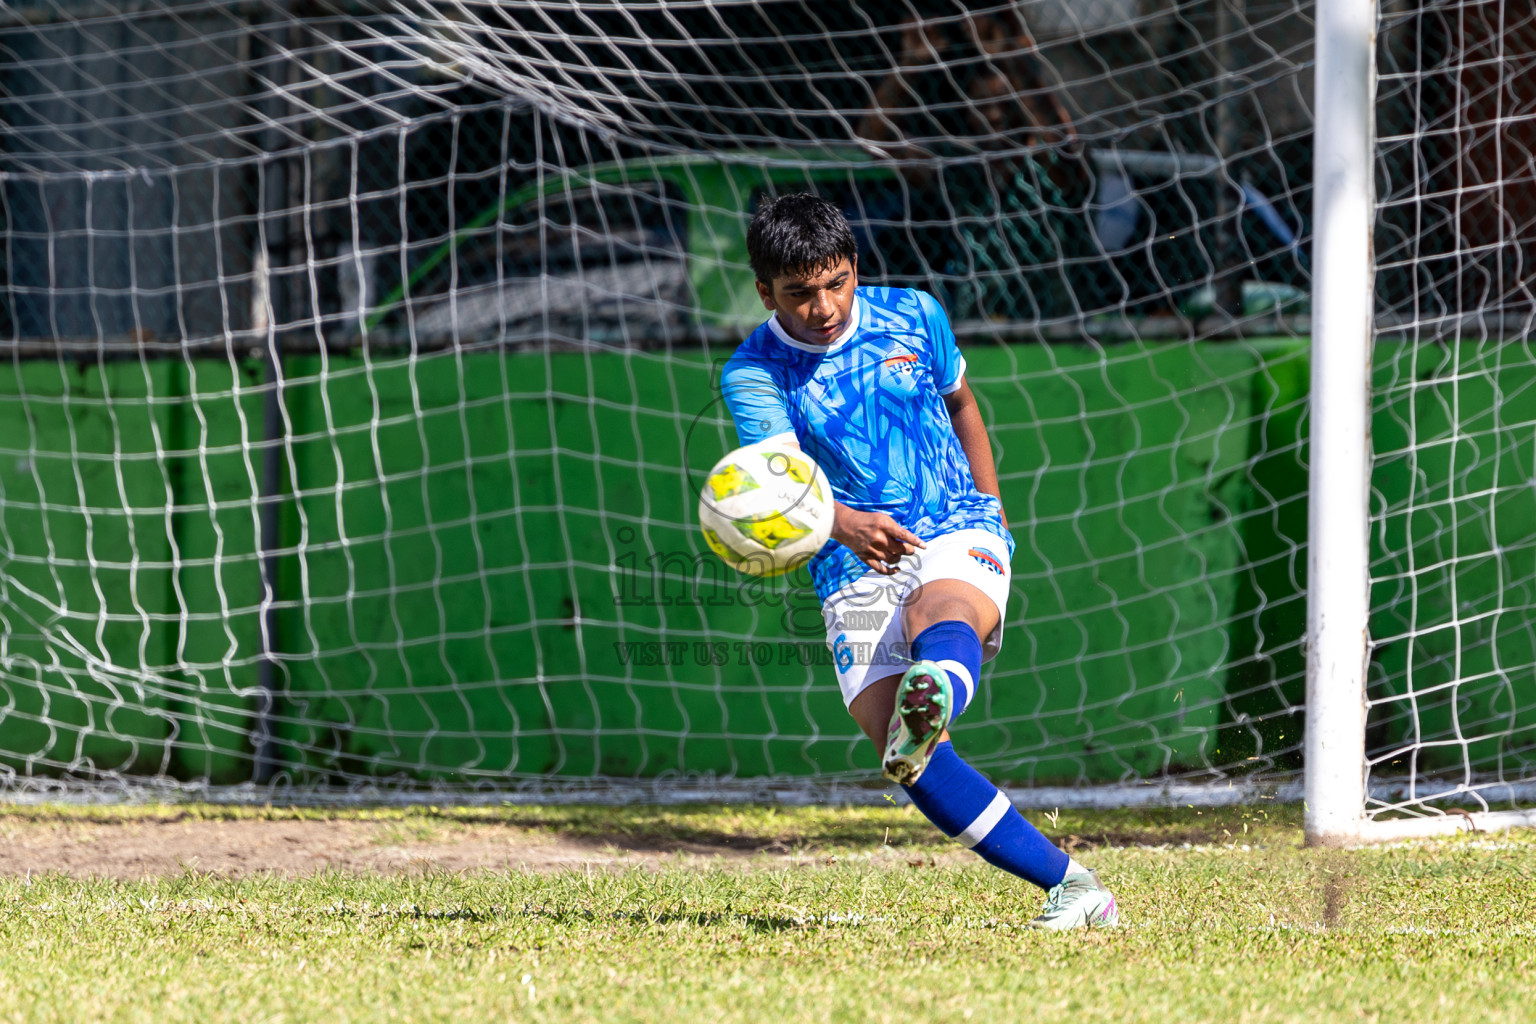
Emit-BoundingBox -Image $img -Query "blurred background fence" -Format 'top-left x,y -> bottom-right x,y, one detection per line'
0,1 -> 1532,805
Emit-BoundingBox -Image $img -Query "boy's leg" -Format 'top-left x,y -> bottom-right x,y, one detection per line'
870,577 -> 993,785
896,531 -> 1014,744
903,576 -> 996,721
848,581 -> 1070,893
852,677 -> 1071,891
847,579 -> 1119,926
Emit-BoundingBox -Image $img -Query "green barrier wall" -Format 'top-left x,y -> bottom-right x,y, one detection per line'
264,338 -> 1313,785
1,337 -> 1530,788
1366,340 -> 1536,775
0,358 -> 267,781
956,339 -> 1310,782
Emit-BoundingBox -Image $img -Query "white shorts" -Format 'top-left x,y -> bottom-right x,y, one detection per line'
820,528 -> 1012,708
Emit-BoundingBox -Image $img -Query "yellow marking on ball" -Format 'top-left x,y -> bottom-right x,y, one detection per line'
761,450 -> 824,502
700,526 -> 742,566
706,463 -> 757,501
735,512 -> 812,550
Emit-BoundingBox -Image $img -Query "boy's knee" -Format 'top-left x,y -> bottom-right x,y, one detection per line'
903,591 -> 993,639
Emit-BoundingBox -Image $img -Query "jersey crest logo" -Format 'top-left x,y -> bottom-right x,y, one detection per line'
880,350 -> 921,397
968,547 -> 1005,575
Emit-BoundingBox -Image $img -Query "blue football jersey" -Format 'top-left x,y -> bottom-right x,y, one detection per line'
720,286 -> 1012,600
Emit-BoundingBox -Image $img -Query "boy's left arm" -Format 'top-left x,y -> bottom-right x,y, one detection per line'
943,378 -> 1007,528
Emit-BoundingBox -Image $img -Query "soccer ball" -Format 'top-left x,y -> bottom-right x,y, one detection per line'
698,441 -> 834,576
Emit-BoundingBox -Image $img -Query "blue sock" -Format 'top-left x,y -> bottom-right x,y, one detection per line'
903,741 -> 1069,891
910,620 -> 983,721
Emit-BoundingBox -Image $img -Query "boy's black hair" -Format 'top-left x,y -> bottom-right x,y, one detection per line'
746,192 -> 858,285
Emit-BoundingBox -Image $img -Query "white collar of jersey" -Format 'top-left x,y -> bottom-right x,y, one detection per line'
766,296 -> 862,353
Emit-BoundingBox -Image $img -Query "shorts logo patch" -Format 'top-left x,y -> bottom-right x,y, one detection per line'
968,547 -> 1005,575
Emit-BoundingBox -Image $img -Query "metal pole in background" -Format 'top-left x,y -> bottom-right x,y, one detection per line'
253,267 -> 284,784
1305,0 -> 1377,845
251,3 -> 300,785
1211,0 -> 1245,320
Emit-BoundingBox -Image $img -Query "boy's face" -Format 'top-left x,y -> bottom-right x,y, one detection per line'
757,257 -> 857,346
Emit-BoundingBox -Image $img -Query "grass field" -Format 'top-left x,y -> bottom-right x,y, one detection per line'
2,802 -> 1534,1023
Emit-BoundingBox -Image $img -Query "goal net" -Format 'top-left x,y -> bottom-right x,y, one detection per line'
0,0 -> 1523,816
1346,0 -> 1536,836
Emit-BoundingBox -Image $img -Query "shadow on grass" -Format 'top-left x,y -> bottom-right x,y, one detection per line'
0,801 -> 1307,855
520,906 -> 855,933
1043,804 -> 1304,852
439,803 -> 1307,855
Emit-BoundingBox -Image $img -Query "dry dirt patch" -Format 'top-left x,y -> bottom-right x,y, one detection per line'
0,816 -> 779,879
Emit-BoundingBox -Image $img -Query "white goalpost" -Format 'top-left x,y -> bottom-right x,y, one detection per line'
1304,0 -> 1375,845
1307,0 -> 1536,843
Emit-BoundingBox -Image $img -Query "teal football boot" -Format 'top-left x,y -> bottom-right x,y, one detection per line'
881,661 -> 952,785
1027,869 -> 1120,931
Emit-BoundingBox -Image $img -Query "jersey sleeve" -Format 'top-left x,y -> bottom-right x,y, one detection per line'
917,290 -> 967,395
720,355 -> 796,446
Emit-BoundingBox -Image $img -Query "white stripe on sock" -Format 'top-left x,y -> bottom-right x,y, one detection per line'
935,659 -> 974,707
956,790 -> 1011,849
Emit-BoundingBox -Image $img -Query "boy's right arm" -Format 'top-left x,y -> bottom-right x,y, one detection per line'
832,504 -> 926,577
720,358 -> 795,447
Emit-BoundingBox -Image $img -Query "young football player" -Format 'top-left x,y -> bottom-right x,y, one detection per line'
719,193 -> 1118,930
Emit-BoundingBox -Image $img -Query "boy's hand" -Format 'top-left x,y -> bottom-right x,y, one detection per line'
832,504 -> 926,576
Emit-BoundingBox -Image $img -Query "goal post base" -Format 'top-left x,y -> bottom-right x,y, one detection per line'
1308,809 -> 1536,846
